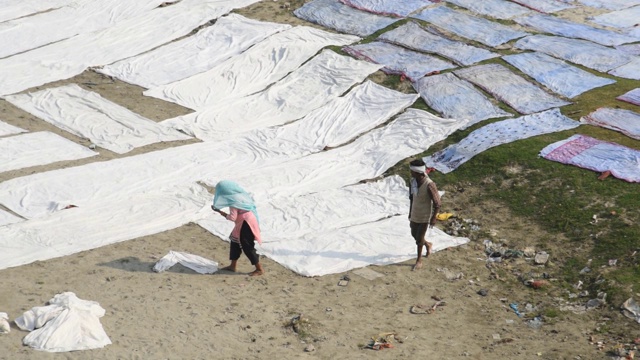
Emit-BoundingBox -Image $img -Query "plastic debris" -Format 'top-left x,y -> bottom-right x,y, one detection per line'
0,312 -> 9,334
622,298 -> 640,323
509,303 -> 523,317
534,251 -> 549,265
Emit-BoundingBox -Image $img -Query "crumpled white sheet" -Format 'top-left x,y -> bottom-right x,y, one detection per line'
0,80 -> 414,220
343,41 -> 456,81
0,132 -> 98,173
293,0 -> 399,37
503,52 -> 615,98
153,251 -> 218,274
515,35 -> 635,72
15,292 -> 111,352
411,6 -> 529,47
0,0 -> 166,59
426,109 -> 580,173
591,5 -> 640,28
540,134 -> 640,183
454,63 -> 571,114
161,50 -> 382,141
622,298 -> 640,323
0,119 -> 26,137
581,107 -> 640,140
514,13 -> 640,47
445,0 -> 531,19
144,26 -> 360,110
0,0 -> 260,96
97,14 -> 290,89
0,312 -> 9,334
5,84 -> 191,154
413,72 -> 512,126
379,21 -> 498,66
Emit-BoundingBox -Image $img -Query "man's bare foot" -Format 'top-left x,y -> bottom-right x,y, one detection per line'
249,270 -> 264,276
412,261 -> 423,271
221,265 -> 236,272
426,242 -> 433,257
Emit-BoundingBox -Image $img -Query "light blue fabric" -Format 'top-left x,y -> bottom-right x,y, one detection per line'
213,180 -> 260,223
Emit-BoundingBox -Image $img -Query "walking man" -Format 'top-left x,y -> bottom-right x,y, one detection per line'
408,159 -> 441,270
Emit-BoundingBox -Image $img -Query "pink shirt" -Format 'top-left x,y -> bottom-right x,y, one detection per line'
226,207 -> 262,245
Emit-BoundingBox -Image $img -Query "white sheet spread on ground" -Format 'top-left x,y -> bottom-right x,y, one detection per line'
5,84 -> 191,154
609,58 -> 640,80
413,72 -> 512,126
0,132 -> 98,173
577,0 -> 640,10
581,107 -> 640,140
0,119 -> 26,137
293,0 -> 399,37
514,13 -> 640,47
411,6 -> 529,47
425,109 -> 580,173
343,41 -> 456,81
0,209 -> 23,227
0,185 -> 210,270
514,35 -> 635,72
97,14 -> 291,89
509,0 -> 575,13
144,27 -> 360,110
454,64 -> 571,114
15,292 -> 111,352
591,5 -> 640,28
0,0 -> 260,96
502,52 -> 616,98
339,0 -> 434,17
0,109 -> 466,274
444,0 -> 531,19
0,0 -> 166,59
0,0 -> 72,23
0,81 -> 416,220
617,88 -> 640,106
378,21 -> 499,66
153,251 -> 219,274
161,50 -> 382,141
540,134 -> 640,182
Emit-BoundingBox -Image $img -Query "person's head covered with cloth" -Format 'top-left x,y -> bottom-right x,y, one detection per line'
212,180 -> 259,223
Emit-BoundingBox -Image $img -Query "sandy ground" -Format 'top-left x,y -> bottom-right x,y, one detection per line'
0,0 -> 628,359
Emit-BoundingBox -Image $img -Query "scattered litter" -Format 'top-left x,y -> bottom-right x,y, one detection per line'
534,251 -> 549,265
527,316 -> 543,329
492,333 -> 501,340
477,289 -> 488,297
366,332 -> 401,350
153,251 -> 218,274
586,298 -> 604,309
579,267 -> 591,274
0,312 -> 9,334
509,303 -> 523,317
524,279 -> 547,289
304,344 -> 315,352
574,280 -> 584,290
438,267 -> 464,281
590,214 -> 598,224
410,299 -> 446,314
338,275 -> 350,286
436,212 -> 454,221
621,298 -> 640,323
579,290 -> 590,298
352,267 -> 384,281
523,247 -> 536,257
505,319 -> 514,324
609,259 -> 618,266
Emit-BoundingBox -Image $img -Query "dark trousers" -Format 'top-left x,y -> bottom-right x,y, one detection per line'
230,221 -> 259,265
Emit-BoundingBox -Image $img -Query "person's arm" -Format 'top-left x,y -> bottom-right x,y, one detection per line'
427,182 -> 441,226
211,205 -> 237,221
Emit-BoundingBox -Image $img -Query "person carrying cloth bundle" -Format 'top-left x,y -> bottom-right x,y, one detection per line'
211,180 -> 265,276
408,159 -> 441,271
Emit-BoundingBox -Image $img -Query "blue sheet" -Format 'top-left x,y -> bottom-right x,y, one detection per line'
515,35 -> 636,72
378,22 -> 498,66
514,13 -> 640,46
413,72 -> 511,126
509,0 -> 575,13
444,0 -> 531,19
343,41 -> 456,81
411,6 -> 529,47
577,0 -> 640,10
339,0 -> 433,17
592,5 -> 640,28
609,58 -> 640,80
503,52 -> 615,98
293,0 -> 399,37
454,63 -> 571,114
